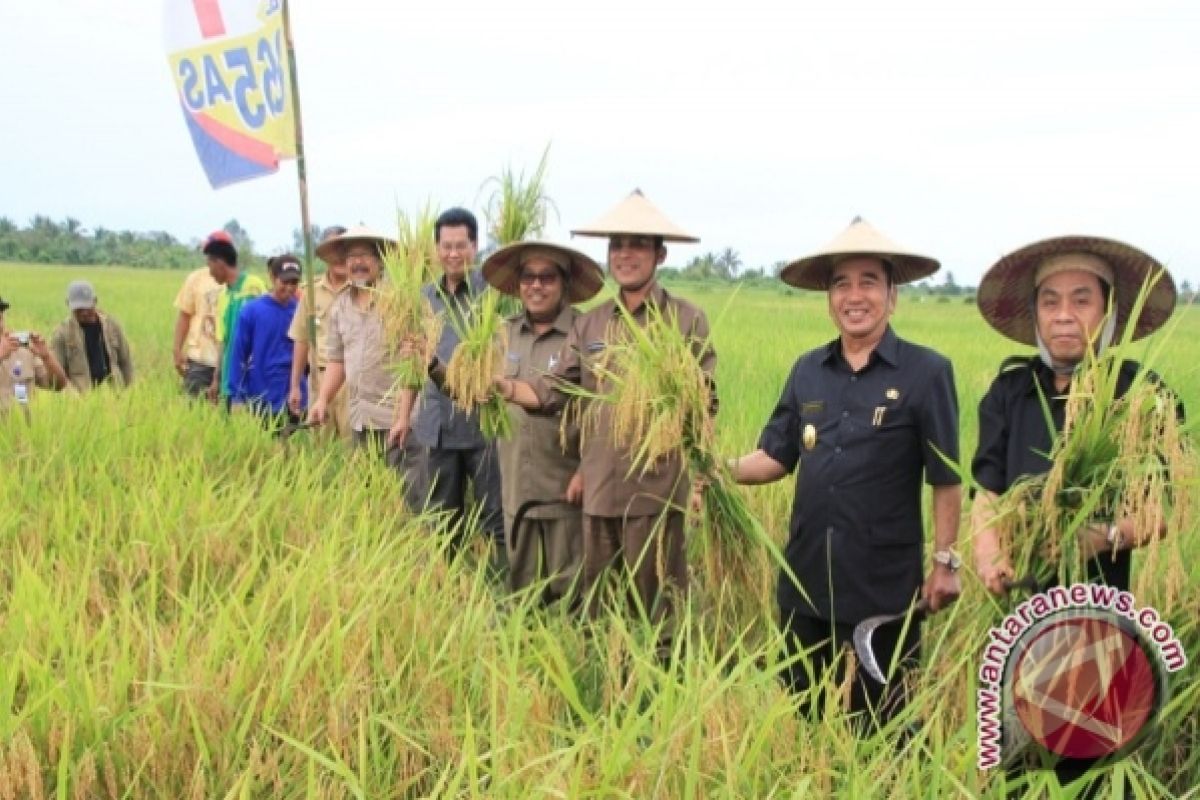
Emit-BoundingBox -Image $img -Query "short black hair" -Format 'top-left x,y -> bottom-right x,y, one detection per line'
203,239 -> 238,267
435,207 -> 478,244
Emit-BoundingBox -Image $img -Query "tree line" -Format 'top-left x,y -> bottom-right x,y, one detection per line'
0,215 -> 262,270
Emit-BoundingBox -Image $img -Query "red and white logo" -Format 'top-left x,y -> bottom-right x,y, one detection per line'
1008,612 -> 1161,761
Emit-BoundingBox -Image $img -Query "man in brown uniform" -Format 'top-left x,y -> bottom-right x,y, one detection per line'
481,240 -> 604,603
287,225 -> 351,438
0,296 -> 67,416
49,281 -> 134,393
497,190 -> 715,649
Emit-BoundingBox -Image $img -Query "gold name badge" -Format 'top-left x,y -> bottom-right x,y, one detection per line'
803,424 -> 817,451
885,388 -> 900,400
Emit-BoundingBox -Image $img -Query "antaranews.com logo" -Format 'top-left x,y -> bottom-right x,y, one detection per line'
977,583 -> 1187,770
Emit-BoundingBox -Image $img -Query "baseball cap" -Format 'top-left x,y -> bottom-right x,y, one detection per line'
203,230 -> 233,248
67,281 -> 98,310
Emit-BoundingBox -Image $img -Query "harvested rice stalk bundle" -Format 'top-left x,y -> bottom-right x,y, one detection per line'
572,301 -> 715,474
377,204 -> 441,389
442,286 -> 512,439
993,277 -> 1194,598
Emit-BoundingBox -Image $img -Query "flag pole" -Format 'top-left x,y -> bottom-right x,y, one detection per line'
281,0 -> 322,399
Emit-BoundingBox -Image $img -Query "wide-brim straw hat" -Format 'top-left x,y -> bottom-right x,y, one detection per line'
977,235 -> 1177,345
314,224 -> 397,262
482,241 -> 604,304
780,217 -> 940,290
571,189 -> 699,243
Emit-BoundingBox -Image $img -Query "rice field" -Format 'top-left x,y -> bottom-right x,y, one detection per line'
1,261 -> 1197,798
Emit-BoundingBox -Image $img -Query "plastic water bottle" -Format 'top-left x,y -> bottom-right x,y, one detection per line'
12,363 -> 28,405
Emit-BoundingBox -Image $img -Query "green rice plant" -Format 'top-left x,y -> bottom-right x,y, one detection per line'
482,144 -> 555,247
441,286 -> 511,439
482,144 -> 557,319
376,202 -> 442,389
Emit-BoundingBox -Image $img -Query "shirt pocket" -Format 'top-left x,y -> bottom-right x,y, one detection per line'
503,353 -> 521,379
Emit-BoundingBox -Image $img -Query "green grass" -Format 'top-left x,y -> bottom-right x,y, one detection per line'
1,261 -> 1197,797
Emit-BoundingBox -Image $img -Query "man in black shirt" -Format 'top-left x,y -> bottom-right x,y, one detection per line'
971,236 -> 1179,594
731,218 -> 962,728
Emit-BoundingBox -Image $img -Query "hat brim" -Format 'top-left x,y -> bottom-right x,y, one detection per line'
482,241 -> 605,304
314,235 -> 393,262
779,251 -> 940,290
570,225 -> 699,244
977,236 -> 1177,345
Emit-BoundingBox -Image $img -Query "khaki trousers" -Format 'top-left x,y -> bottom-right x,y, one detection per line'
506,511 -> 583,604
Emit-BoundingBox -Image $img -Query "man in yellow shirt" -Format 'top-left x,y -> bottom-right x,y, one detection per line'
173,249 -> 221,397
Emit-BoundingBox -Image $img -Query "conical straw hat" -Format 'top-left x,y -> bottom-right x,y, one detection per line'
571,189 -> 699,243
780,217 -> 940,290
315,224 -> 397,262
482,240 -> 605,304
977,235 -> 1177,345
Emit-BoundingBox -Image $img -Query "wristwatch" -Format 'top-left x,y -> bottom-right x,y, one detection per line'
932,549 -> 962,572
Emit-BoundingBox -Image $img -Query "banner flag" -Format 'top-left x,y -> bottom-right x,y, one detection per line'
164,0 -> 297,188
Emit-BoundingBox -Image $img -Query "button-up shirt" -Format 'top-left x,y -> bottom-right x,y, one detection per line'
325,287 -> 397,432
757,326 -> 960,625
498,306 -> 581,518
287,273 -> 349,369
971,356 -> 1184,590
532,283 -> 716,518
415,270 -> 490,450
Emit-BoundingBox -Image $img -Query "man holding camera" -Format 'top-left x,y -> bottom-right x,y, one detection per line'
0,295 -> 68,415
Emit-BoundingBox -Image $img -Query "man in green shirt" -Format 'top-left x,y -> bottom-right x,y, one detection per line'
203,231 -> 267,405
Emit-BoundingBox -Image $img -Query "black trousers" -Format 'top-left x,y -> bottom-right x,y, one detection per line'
425,444 -> 504,552
353,429 -> 427,513
781,610 -> 921,730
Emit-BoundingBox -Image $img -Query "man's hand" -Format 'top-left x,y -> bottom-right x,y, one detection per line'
205,382 -> 220,404
921,566 -> 961,613
974,541 -> 1015,597
174,350 -> 188,377
565,472 -> 583,505
287,384 -> 304,416
27,332 -> 51,361
387,415 -> 410,448
307,400 -> 327,426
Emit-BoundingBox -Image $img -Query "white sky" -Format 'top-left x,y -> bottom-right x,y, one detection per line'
1,0 -> 1197,286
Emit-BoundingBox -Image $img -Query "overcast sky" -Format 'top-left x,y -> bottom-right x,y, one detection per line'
2,1 -> 1197,286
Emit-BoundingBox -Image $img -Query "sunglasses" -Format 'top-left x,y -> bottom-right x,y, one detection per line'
519,271 -> 562,286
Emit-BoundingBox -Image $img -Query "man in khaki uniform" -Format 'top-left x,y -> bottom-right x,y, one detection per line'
481,240 -> 604,602
172,258 -> 221,397
498,190 -> 715,649
49,281 -> 134,393
0,295 -> 67,416
287,225 -> 351,438
308,226 -> 426,509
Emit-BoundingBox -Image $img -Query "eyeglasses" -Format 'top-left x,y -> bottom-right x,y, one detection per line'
519,272 -> 562,286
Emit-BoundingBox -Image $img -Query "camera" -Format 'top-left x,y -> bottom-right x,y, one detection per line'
14,331 -> 31,347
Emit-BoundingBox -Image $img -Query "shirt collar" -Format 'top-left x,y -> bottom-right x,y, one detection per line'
520,304 -> 574,336
438,271 -> 475,299
822,325 -> 899,368
613,282 -> 667,317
